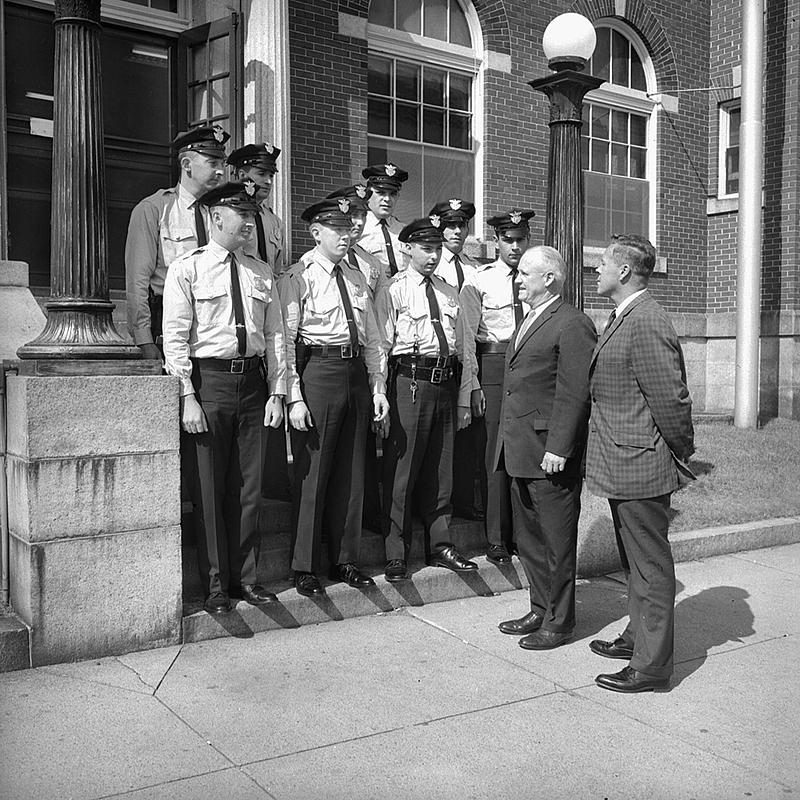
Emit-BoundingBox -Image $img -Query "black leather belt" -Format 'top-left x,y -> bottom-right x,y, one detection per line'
477,341 -> 509,354
298,342 -> 362,359
393,354 -> 458,370
394,362 -> 455,384
194,356 -> 261,374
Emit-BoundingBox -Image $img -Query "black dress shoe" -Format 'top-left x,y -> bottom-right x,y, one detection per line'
294,571 -> 325,597
595,666 -> 670,693
427,545 -> 478,572
486,544 -> 512,564
453,506 -> 485,521
237,584 -> 278,605
589,637 -> 634,661
498,610 -> 543,635
328,563 -> 375,587
519,629 -> 573,650
203,592 -> 231,615
385,559 -> 409,583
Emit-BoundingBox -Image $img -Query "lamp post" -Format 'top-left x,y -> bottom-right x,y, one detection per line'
529,13 -> 603,311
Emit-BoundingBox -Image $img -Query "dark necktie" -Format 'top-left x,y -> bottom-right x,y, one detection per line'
333,264 -> 359,350
424,276 -> 450,357
510,268 -> 523,327
380,219 -> 398,275
229,254 -> 247,356
254,213 -> 268,262
194,203 -> 208,247
453,254 -> 465,291
605,308 -> 617,333
348,249 -> 360,272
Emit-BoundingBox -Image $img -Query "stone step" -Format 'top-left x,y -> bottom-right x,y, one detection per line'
0,611 -> 31,673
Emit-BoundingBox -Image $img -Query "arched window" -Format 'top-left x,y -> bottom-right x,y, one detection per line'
367,0 -> 482,221
581,22 -> 657,246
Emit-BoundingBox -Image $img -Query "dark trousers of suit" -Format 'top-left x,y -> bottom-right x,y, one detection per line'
188,365 -> 266,596
290,355 -> 370,573
383,374 -> 455,561
477,352 -> 513,548
363,428 -> 383,526
511,474 -> 581,633
262,423 -> 291,501
609,494 -> 675,679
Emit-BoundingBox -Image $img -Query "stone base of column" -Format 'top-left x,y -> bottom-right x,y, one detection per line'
7,373 -> 182,665
0,261 -> 47,361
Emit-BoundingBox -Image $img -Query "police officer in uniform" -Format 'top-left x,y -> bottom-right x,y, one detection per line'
227,142 -> 287,276
377,216 -> 478,583
125,124 -> 229,359
460,209 -> 535,564
429,198 -> 483,521
162,181 -> 286,615
280,197 -> 389,597
359,164 -> 408,277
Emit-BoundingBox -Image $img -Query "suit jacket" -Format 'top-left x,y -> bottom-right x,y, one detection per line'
585,290 -> 695,499
494,298 -> 596,479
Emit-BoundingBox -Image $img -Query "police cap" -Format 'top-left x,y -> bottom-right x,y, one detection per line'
227,142 -> 281,172
399,216 -> 445,244
361,163 -> 409,191
173,124 -> 229,158
486,209 -> 536,236
301,197 -> 355,226
198,181 -> 260,213
428,198 -> 476,226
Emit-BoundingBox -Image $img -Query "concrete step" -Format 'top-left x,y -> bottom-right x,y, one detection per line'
0,610 -> 30,673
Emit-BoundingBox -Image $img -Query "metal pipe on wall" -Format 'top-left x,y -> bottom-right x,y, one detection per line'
734,0 -> 764,428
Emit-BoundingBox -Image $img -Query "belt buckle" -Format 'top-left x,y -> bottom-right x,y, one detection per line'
230,359 -> 245,374
340,344 -> 353,359
430,367 -> 444,384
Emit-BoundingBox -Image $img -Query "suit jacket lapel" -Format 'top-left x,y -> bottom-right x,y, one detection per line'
590,290 -> 651,367
510,298 -> 562,363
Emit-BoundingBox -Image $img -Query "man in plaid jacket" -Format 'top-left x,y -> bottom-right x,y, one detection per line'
586,234 -> 694,693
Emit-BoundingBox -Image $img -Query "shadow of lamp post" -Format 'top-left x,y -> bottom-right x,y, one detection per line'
529,13 -> 603,311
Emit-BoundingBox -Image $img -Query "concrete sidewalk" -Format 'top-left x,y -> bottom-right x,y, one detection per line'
1,544 -> 797,800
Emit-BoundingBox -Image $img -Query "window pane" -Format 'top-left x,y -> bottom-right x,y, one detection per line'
368,97 -> 392,136
423,67 -> 446,106
592,27 -> 610,82
726,147 -> 739,194
191,84 -> 208,122
611,143 -> 627,175
209,36 -> 228,77
209,78 -> 229,117
630,115 -> 646,146
369,0 -> 394,27
592,106 -> 610,140
370,137 -> 424,218
369,56 -> 392,96
151,0 -> 178,10
448,112 -> 470,149
424,0 -> 447,41
449,0 -> 472,46
397,0 -> 422,34
581,135 -> 589,169
630,146 -> 646,178
191,44 -> 206,82
729,108 -> 741,146
423,148 -> 474,211
423,107 -> 445,144
591,140 -> 608,173
584,172 -> 609,246
396,101 -> 419,140
449,73 -> 471,111
630,49 -> 646,91
612,30 -> 628,86
611,109 -> 628,143
396,62 -> 420,101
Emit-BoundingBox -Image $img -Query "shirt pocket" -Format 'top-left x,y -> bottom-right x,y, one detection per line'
395,306 -> 427,345
350,290 -> 371,325
161,227 -> 195,267
440,301 -> 459,339
247,284 -> 271,330
194,282 -> 229,327
305,293 -> 340,325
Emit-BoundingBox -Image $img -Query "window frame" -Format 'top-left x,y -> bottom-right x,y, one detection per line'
718,101 -> 741,199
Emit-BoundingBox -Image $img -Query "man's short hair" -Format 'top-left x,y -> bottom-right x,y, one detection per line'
524,245 -> 566,293
611,234 -> 656,278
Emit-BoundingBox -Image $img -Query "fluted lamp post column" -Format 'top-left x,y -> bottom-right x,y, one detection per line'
18,0 -> 139,362
529,13 -> 603,311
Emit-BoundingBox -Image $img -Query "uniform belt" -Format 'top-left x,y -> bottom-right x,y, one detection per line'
393,362 -> 455,385
477,341 -> 508,354
194,356 -> 261,374
298,342 -> 362,359
393,354 -> 458,370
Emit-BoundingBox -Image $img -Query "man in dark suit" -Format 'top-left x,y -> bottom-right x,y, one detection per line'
494,246 -> 596,650
586,234 -> 694,693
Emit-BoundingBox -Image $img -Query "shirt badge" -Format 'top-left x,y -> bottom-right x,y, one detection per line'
447,295 -> 457,307
355,184 -> 367,199
430,214 -> 441,228
370,266 -> 379,280
338,198 -> 351,213
212,124 -> 225,143
449,198 -> 462,210
510,210 -> 522,225
253,276 -> 267,292
384,164 -> 397,177
244,179 -> 257,196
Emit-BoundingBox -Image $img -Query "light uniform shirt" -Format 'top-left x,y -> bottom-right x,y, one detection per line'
375,268 -> 478,407
359,210 -> 406,274
300,244 -> 387,301
241,201 -> 287,276
434,247 -> 478,292
162,239 -> 286,398
279,247 -> 387,404
125,182 -> 210,345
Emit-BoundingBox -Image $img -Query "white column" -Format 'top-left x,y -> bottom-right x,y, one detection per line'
243,0 -> 292,239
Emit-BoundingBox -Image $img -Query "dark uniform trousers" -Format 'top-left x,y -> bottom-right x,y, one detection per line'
188,363 -> 267,595
511,471 -> 582,633
383,373 -> 456,560
477,352 -> 514,548
609,494 -> 675,679
290,352 -> 371,572
451,417 -> 481,511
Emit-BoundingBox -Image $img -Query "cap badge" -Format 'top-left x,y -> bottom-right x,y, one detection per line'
212,124 -> 225,143
338,198 -> 351,213
355,184 -> 367,199
449,199 -> 462,210
243,179 -> 257,197
430,214 -> 441,228
264,142 -> 274,154
510,210 -> 522,225
384,164 -> 397,177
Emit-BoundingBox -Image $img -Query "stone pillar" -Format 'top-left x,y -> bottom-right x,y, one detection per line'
243,0 -> 292,245
529,70 -> 603,310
